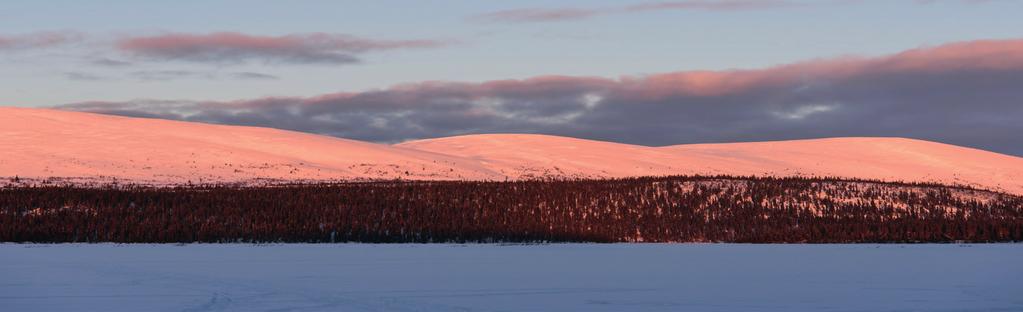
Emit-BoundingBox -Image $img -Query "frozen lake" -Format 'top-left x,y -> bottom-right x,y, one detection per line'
2,244 -> 1020,311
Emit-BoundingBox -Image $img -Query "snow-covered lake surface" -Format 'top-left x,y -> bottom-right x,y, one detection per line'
2,244 -> 1020,312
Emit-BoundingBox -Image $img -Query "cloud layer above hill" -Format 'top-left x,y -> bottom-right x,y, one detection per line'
60,39 -> 1023,156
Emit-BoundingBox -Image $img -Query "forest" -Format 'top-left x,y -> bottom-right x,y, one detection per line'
2,175 -> 1021,243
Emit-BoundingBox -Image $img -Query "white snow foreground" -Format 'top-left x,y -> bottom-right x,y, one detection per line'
3,106 -> 1023,194
1,244 -> 1020,312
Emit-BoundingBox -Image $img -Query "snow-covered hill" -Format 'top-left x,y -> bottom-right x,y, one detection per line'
0,107 -> 502,184
3,107 -> 1022,194
400,134 -> 1023,194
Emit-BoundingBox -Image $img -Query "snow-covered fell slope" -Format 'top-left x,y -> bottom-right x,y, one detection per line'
663,138 -> 1023,195
399,134 -> 1023,194
3,107 -> 1022,194
0,107 -> 502,184
399,134 -> 697,179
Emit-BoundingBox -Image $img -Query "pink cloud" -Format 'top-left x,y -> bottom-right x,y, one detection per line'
61,38 -> 1023,156
624,0 -> 796,12
472,0 -> 796,23
473,0 -> 999,23
117,32 -> 450,65
616,39 -> 1023,99
878,39 -> 1023,71
0,32 -> 79,50
473,8 -> 601,23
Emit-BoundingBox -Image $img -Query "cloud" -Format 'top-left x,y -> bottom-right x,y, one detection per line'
914,0 -> 1004,4
127,70 -> 280,81
474,0 -> 1001,23
772,103 -> 838,120
63,72 -> 107,81
130,70 -> 216,81
60,38 -> 1023,157
472,0 -> 796,23
117,32 -> 450,65
623,0 -> 798,12
60,70 -> 281,81
91,58 -> 133,67
473,8 -> 603,23
231,72 -> 279,80
0,31 -> 80,51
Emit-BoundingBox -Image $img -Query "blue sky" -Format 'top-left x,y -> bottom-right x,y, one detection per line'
3,0 -> 1023,155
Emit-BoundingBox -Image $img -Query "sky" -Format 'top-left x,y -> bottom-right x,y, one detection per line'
2,0 -> 1022,156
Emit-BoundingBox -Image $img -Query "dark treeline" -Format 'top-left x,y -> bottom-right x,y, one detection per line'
1,176 -> 1021,243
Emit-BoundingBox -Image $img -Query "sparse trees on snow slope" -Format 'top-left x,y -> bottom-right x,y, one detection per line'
1,176 -> 1020,243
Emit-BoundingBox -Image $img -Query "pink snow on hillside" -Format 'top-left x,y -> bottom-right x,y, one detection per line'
3,107 -> 1022,194
400,134 -> 1023,194
0,107 -> 502,184
664,138 -> 1023,195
